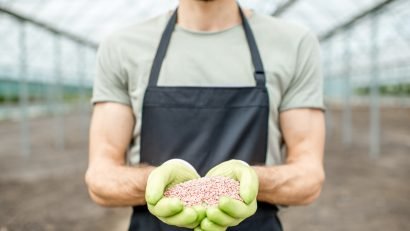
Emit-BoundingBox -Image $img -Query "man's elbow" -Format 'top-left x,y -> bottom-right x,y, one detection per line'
300,168 -> 325,205
87,188 -> 112,207
85,168 -> 114,207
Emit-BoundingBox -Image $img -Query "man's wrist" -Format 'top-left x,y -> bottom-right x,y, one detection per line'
251,165 -> 280,194
138,165 -> 155,205
251,165 -> 266,179
143,165 -> 156,179
138,164 -> 156,188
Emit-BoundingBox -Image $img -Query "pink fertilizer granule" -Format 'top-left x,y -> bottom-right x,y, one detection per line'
164,176 -> 242,207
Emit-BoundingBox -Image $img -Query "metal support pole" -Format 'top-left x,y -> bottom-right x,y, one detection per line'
398,62 -> 407,107
18,20 -> 30,156
54,34 -> 65,151
77,44 -> 88,135
342,29 -> 353,146
324,40 -> 334,139
370,13 -> 380,157
3,79 -> 13,118
46,39 -> 53,114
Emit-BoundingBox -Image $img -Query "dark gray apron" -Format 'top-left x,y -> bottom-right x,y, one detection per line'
129,6 -> 283,231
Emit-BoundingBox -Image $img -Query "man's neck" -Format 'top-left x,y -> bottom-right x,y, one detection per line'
178,0 -> 243,32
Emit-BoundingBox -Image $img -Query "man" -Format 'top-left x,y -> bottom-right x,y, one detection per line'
86,0 -> 325,230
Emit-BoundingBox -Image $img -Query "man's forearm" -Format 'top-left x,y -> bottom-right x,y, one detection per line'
253,162 -> 325,206
86,163 -> 155,207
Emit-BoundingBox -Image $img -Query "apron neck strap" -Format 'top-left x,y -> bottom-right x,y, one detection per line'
148,5 -> 266,88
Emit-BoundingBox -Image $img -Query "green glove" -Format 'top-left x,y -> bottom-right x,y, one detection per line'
200,160 -> 259,230
145,159 -> 205,229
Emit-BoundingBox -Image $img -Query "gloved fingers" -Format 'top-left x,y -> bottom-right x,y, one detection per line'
194,227 -> 204,231
173,168 -> 202,185
181,221 -> 201,230
192,205 -> 207,224
200,218 -> 227,231
167,159 -> 197,172
180,205 -> 207,229
219,197 -> 257,219
206,207 -> 238,227
205,160 -> 252,181
231,217 -> 245,226
146,162 -> 201,205
145,167 -> 171,205
164,164 -> 201,190
237,167 -> 259,204
147,197 -> 183,217
167,159 -> 201,183
158,207 -> 198,227
205,162 -> 234,179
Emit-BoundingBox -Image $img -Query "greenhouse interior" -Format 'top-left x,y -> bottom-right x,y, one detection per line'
0,0 -> 409,230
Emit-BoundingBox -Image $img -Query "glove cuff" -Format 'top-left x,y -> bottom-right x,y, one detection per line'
166,159 -> 198,173
232,159 -> 250,167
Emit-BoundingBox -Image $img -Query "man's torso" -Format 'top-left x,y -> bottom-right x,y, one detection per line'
92,11 -> 322,165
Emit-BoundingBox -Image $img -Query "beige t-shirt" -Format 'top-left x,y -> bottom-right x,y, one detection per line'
92,11 -> 324,166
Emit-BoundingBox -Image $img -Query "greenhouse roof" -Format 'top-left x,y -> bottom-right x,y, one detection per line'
0,0 -> 409,86
0,0 -> 406,44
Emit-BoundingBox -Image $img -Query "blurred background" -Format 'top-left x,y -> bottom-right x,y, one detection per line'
0,0 -> 409,230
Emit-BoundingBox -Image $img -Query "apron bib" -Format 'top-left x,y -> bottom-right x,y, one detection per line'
129,6 -> 282,231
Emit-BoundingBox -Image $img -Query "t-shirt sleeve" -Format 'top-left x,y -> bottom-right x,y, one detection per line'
91,35 -> 131,106
279,31 -> 324,111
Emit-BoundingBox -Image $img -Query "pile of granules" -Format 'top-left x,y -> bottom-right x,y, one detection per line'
164,176 -> 242,207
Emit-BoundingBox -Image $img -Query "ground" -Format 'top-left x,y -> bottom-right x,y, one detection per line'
0,106 -> 409,231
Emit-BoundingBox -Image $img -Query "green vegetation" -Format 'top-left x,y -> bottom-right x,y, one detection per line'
355,83 -> 410,96
0,79 -> 92,104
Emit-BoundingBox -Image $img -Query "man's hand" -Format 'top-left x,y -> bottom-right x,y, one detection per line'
199,160 -> 258,231
146,159 -> 206,229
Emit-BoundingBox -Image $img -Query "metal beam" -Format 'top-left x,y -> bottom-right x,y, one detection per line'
53,34 -> 65,151
18,20 -> 31,156
342,29 -> 353,146
272,0 -> 299,16
319,0 -> 398,41
369,12 -> 381,158
0,4 -> 97,49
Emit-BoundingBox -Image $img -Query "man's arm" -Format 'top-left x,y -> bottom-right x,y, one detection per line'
253,108 -> 325,206
85,102 -> 155,207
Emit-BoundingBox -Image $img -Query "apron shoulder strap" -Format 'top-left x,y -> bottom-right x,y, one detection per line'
148,5 -> 266,88
239,7 -> 266,88
148,10 -> 177,87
